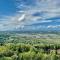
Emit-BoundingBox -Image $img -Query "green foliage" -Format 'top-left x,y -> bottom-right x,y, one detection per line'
50,54 -> 57,60
0,33 -> 60,60
3,50 -> 14,57
42,54 -> 50,60
0,43 -> 60,60
16,44 -> 31,53
18,51 -> 36,60
0,57 -> 13,60
11,54 -> 18,60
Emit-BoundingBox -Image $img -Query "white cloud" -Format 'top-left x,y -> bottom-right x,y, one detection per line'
18,14 -> 25,21
17,0 -> 60,20
0,0 -> 60,31
47,25 -> 60,28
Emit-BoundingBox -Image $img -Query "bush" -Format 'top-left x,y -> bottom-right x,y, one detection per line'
11,54 -> 18,60
57,55 -> 60,60
3,50 -> 14,57
50,54 -> 57,60
0,57 -> 13,60
16,44 -> 31,53
35,52 -> 43,60
18,51 -> 36,60
5,43 -> 16,51
42,54 -> 51,60
0,46 -> 7,53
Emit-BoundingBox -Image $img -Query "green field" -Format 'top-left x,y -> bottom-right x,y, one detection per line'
0,32 -> 60,60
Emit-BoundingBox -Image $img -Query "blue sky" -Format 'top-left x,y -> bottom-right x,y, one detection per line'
0,0 -> 60,31
0,0 -> 16,16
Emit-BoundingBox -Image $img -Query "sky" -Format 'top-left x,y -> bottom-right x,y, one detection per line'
0,0 -> 60,32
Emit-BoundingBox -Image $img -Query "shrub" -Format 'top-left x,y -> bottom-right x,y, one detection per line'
35,52 -> 43,60
3,50 -> 14,57
16,44 -> 31,53
57,55 -> 60,60
42,54 -> 51,60
18,51 -> 36,60
1,57 -> 13,60
11,54 -> 18,60
0,46 -> 7,53
5,43 -> 16,51
50,54 -> 57,60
